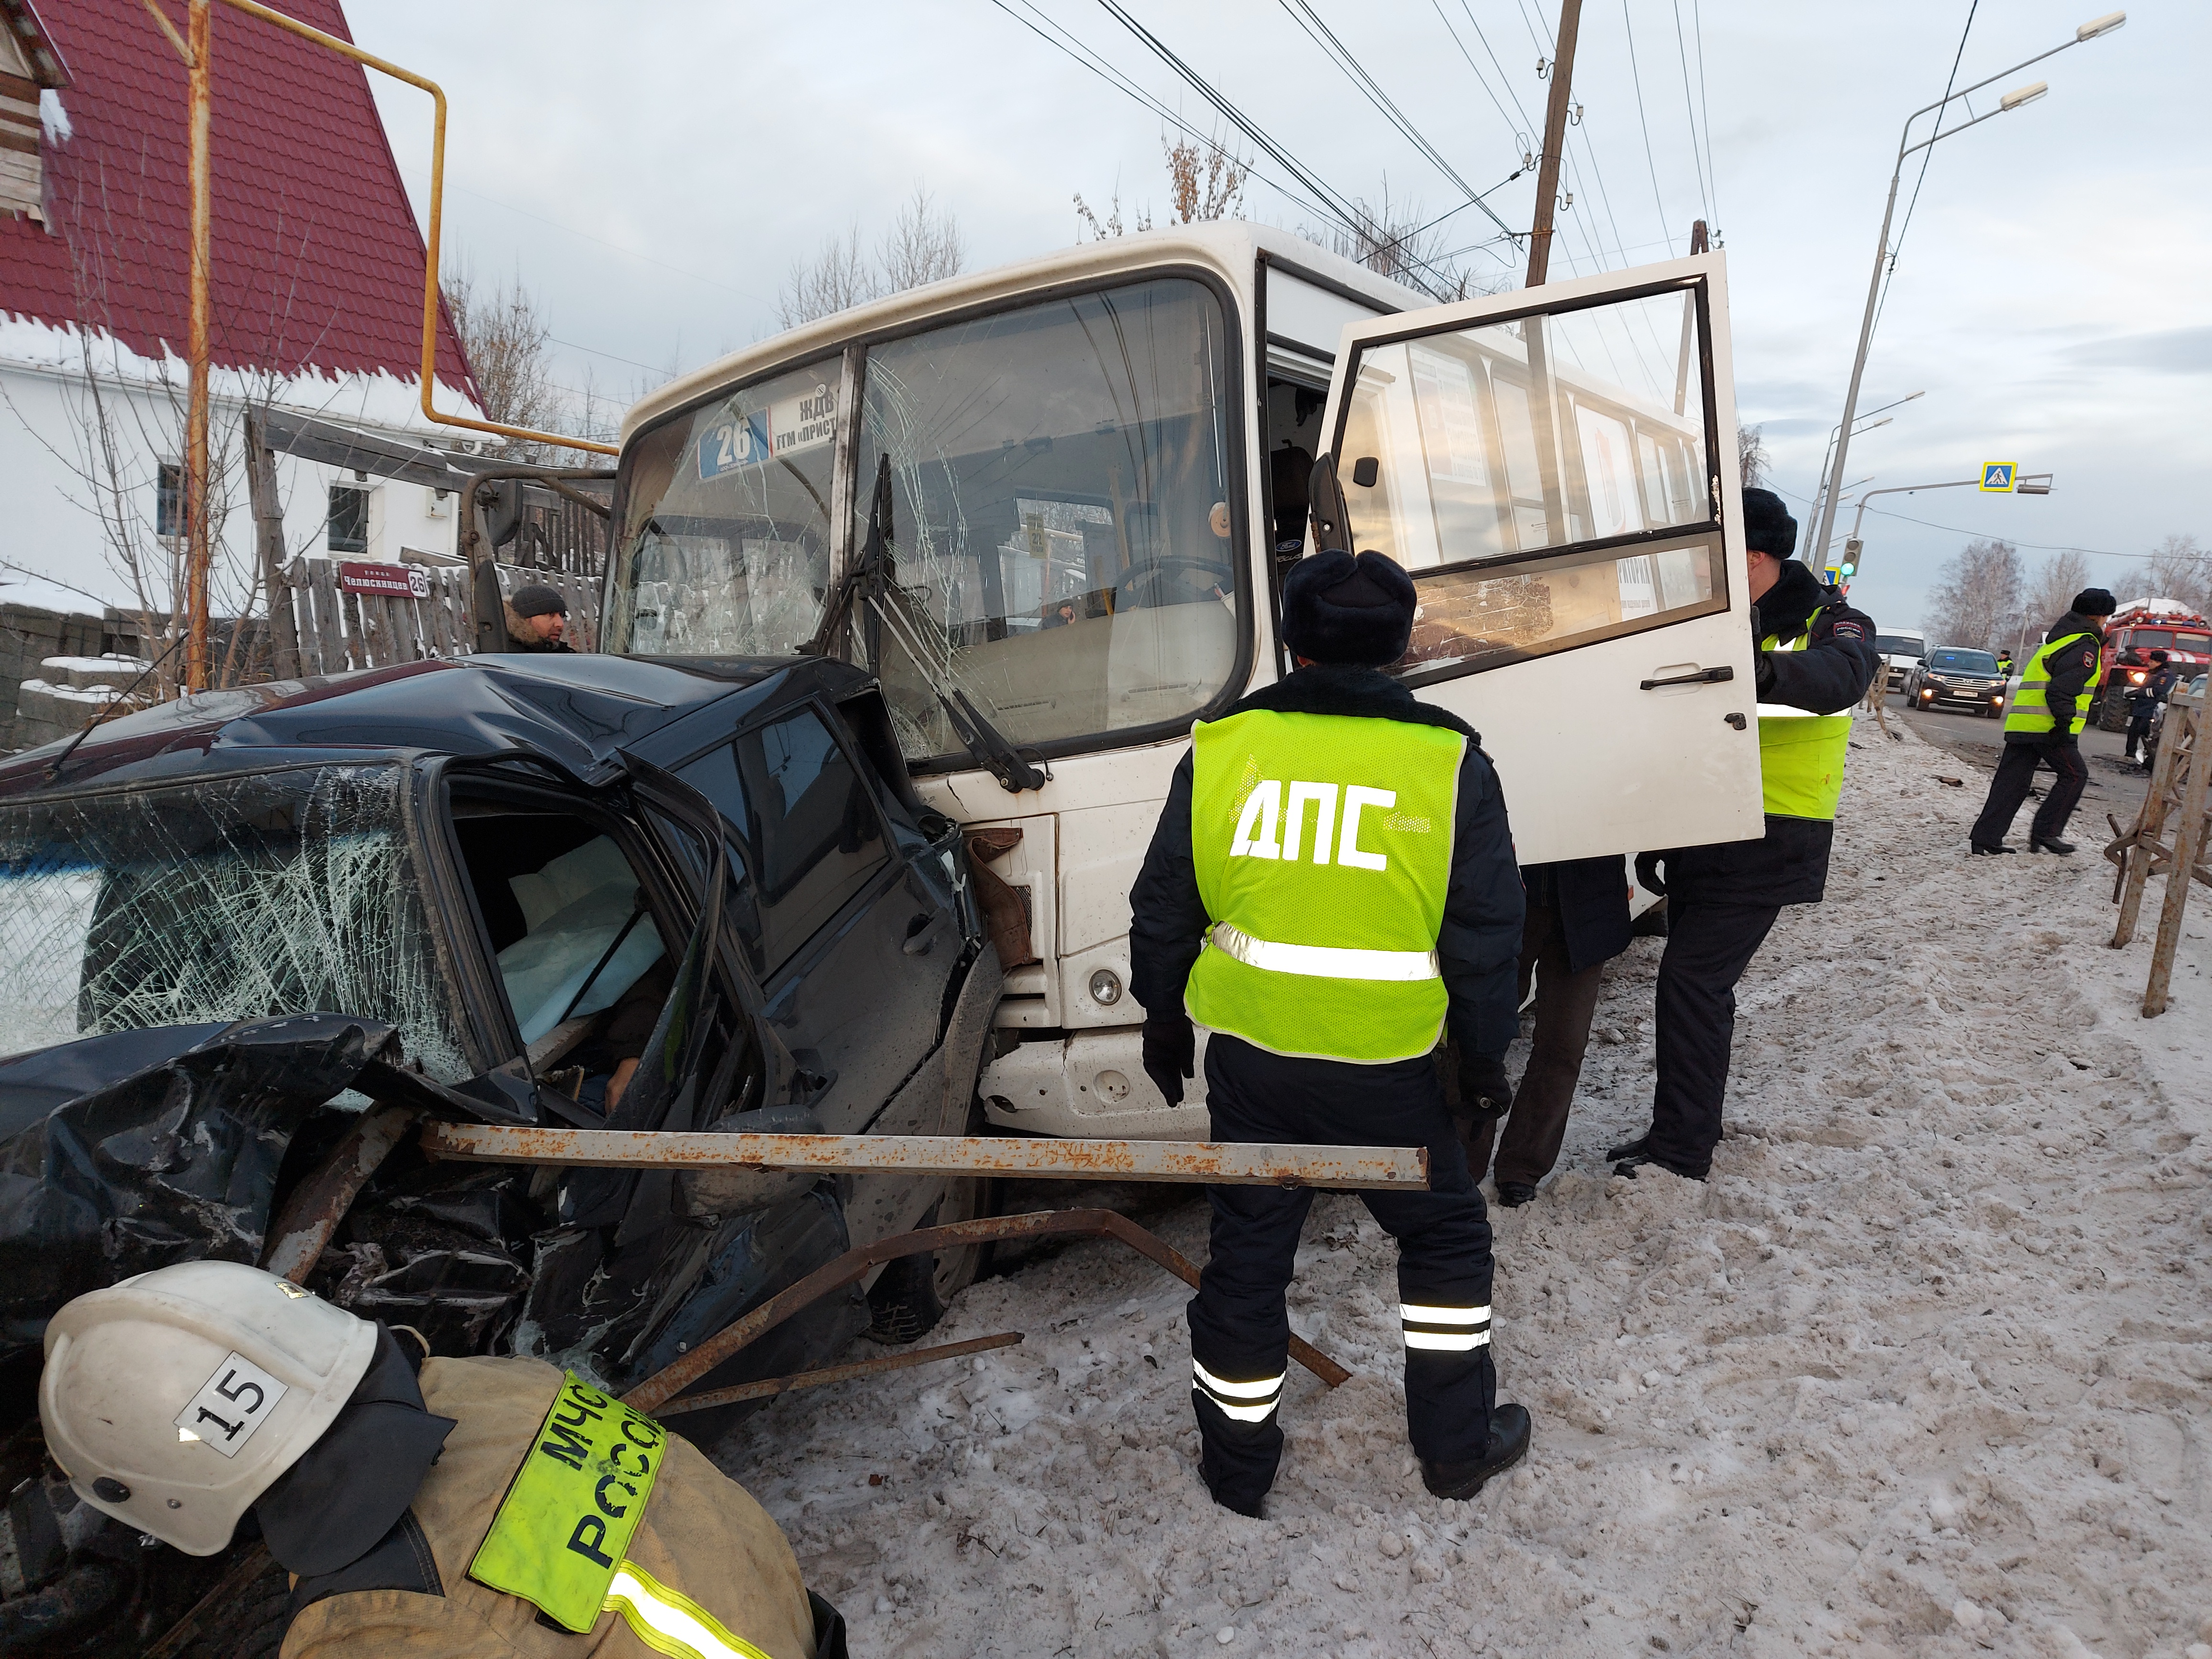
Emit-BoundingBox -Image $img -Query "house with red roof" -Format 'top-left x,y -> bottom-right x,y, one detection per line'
0,0 -> 483,623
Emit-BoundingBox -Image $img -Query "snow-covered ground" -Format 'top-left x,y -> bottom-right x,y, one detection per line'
710,714 -> 2212,1659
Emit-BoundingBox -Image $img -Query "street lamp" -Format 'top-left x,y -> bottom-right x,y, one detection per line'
1799,392 -> 1924,556
1808,15 -> 2124,568
1836,471 -> 2054,585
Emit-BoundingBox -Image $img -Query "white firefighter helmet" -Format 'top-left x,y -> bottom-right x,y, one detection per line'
40,1261 -> 378,1556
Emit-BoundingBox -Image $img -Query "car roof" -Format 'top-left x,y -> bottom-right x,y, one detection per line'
0,653 -> 869,802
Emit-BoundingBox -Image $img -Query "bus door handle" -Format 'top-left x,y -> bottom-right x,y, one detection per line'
1640,666 -> 1735,690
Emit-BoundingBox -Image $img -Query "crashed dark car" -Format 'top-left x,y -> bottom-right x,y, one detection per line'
0,653 -> 997,1650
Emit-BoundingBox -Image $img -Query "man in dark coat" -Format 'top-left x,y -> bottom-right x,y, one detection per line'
504,583 -> 576,653
2124,649 -> 2174,767
1611,490 -> 1880,1182
1461,856 -> 1633,1206
1969,589 -> 2115,853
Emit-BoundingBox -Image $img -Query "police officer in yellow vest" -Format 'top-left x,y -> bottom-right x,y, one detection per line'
1611,489 -> 1878,1183
1969,588 -> 2115,854
37,1261 -> 843,1658
1130,549 -> 1531,1516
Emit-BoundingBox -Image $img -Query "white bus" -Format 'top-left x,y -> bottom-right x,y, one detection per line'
601,222 -> 1763,1139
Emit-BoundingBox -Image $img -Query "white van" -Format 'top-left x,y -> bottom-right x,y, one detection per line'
1875,629 -> 1924,695
606,223 -> 1764,1138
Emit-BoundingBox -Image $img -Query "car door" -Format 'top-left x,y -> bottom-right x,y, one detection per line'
1312,251 -> 1763,863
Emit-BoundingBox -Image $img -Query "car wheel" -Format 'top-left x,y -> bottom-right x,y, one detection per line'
930,1095 -> 997,1306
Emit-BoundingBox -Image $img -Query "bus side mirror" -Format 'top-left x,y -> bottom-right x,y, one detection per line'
1350,456 -> 1380,487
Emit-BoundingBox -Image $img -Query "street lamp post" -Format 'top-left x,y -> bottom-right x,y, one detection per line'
1799,391 -> 1924,556
1837,472 -> 2054,585
1808,13 -> 2125,569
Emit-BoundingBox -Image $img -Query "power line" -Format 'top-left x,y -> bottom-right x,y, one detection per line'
1429,0 -> 1527,143
1272,0 -> 1519,242
1619,0 -> 1675,254
1691,0 -> 1720,239
1872,1 -> 1980,341
1669,0 -> 1712,224
1769,481 -> 2155,561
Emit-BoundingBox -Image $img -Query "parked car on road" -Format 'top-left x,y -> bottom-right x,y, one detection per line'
1906,646 -> 2009,718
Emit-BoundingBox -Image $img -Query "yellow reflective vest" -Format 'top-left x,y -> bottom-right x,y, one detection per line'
2004,630 -> 2098,737
1756,612 -> 1855,821
1185,707 -> 1465,1063
280,1357 -> 819,1659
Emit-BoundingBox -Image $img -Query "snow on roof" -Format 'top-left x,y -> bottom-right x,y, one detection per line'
0,0 -> 478,410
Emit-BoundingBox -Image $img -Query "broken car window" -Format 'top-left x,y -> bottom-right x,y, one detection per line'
855,277 -> 1240,764
606,357 -> 841,657
0,764 -> 472,1079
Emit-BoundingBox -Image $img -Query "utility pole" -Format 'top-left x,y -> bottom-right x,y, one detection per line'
182,0 -> 214,692
1524,0 -> 1583,288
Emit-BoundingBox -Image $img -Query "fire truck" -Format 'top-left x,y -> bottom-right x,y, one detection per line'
2093,598 -> 2212,730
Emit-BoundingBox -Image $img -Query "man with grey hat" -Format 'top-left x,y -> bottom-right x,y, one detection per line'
505,582 -> 575,653
1129,548 -> 1530,1516
1969,587 -> 2117,852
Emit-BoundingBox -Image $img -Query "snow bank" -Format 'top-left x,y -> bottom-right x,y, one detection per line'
709,714 -> 2212,1659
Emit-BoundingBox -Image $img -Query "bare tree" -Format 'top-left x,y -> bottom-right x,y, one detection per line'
1073,188 -> 1152,241
877,188 -> 965,292
2020,549 -> 2093,635
440,265 -> 561,459
778,188 -> 966,330
2145,532 -> 2211,614
1162,133 -> 1248,224
1737,423 -> 1770,490
1301,182 -> 1491,302
1923,538 -> 2023,650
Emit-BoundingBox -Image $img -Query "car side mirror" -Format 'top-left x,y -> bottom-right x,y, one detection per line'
1350,456 -> 1380,488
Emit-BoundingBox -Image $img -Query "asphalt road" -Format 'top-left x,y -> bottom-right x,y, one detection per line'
1884,692 -> 2150,842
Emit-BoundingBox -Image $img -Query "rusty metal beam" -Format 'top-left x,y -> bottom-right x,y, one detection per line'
261,1104 -> 417,1283
654,1333 -> 1024,1418
421,1123 -> 1429,1191
623,1207 -> 1351,1416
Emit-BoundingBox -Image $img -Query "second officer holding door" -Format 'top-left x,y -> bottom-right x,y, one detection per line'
1130,550 -> 1531,1517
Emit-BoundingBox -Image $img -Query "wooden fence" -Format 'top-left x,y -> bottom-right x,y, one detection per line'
2105,686 -> 2209,1018
275,561 -> 601,678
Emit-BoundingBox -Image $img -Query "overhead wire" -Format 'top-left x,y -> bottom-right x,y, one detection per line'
1871,1 -> 1980,342
1669,0 -> 1712,225
1690,0 -> 1720,239
1618,0 -> 1675,254
1272,0 -> 1519,242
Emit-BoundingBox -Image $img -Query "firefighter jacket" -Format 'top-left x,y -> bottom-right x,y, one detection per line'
279,1355 -> 828,1659
1130,662 -> 1524,1063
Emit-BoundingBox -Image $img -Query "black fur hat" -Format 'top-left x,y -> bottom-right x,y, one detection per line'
1282,549 -> 1416,665
1741,487 -> 1797,557
2071,587 -> 2117,617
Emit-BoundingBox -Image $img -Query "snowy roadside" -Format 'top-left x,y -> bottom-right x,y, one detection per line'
709,713 -> 2212,1659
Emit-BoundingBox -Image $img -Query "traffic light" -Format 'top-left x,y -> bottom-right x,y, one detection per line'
1838,536 -> 1863,580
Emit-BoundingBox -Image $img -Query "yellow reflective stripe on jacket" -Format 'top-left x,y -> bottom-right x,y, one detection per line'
604,1559 -> 776,1659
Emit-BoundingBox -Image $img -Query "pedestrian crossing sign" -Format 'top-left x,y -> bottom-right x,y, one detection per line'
1980,462 -> 2018,493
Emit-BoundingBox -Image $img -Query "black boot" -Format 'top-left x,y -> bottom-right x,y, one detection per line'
1615,1151 -> 1706,1183
1421,1404 -> 1532,1500
2031,836 -> 2076,855
1604,1132 -> 1651,1162
1494,1181 -> 1537,1208
1969,841 -> 2016,855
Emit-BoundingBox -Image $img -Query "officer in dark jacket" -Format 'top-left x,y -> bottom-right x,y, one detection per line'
1969,589 -> 2115,853
1129,550 -> 1529,1515
1461,857 -> 1633,1206
2124,649 -> 2174,766
1611,490 -> 1879,1182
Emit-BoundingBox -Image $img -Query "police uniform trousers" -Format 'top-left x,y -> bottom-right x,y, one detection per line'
1189,1034 -> 1494,1513
1970,737 -> 2088,847
1647,901 -> 1781,1179
1461,895 -> 1609,1189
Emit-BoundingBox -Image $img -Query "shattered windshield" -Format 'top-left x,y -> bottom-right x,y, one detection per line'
856,277 -> 1241,764
0,764 -> 472,1080
606,358 -> 841,657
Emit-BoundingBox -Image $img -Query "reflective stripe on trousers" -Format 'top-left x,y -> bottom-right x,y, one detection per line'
1208,920 -> 1441,982
1193,1357 -> 1286,1423
1400,1302 -> 1492,1352
603,1559 -> 774,1659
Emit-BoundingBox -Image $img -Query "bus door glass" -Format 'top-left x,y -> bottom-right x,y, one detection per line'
1317,254 -> 1764,863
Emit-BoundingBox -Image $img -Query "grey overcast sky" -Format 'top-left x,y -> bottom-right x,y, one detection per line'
354,0 -> 2206,636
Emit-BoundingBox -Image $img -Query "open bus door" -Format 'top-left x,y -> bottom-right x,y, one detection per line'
1311,251 -> 1763,864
